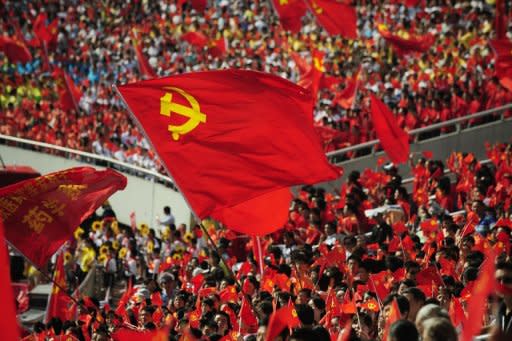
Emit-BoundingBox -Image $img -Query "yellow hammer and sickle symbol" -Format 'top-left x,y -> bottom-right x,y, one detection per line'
313,57 -> 325,72
160,87 -> 206,141
280,0 -> 289,4
312,1 -> 323,14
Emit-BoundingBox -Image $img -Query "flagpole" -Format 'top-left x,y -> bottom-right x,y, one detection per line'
113,84 -> 241,287
5,239 -> 82,307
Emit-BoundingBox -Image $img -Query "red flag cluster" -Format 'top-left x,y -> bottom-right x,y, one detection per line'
0,167 -> 127,267
377,24 -> 434,56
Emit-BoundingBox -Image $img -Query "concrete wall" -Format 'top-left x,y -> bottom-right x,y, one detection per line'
0,145 -> 191,230
318,117 -> 512,190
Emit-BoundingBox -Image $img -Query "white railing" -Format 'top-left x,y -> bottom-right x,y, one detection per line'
326,103 -> 512,163
0,134 -> 177,191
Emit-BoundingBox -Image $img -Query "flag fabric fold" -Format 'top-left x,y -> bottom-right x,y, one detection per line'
0,36 -> 32,64
45,251 -> 71,322
117,70 -> 341,236
0,219 -> 20,341
271,0 -> 308,33
306,0 -> 357,39
0,167 -> 127,267
377,25 -> 434,56
265,306 -> 301,341
495,0 -> 508,40
369,94 -> 410,164
490,39 -> 512,92
131,29 -> 157,79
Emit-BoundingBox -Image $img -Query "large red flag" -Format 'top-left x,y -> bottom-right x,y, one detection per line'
377,25 -> 434,56
490,39 -> 512,92
271,0 -> 308,33
495,0 -> 508,40
131,29 -> 157,79
369,94 -> 410,164
0,219 -> 20,341
265,306 -> 301,341
0,36 -> 32,64
45,252 -> 71,322
460,248 -> 497,341
117,70 -> 340,236
306,0 -> 357,39
0,167 -> 127,267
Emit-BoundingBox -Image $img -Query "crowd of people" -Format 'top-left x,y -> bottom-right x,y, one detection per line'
1,0 -> 511,170
16,139 -> 512,341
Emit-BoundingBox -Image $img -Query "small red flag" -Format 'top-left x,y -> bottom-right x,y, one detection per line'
0,167 -> 127,267
182,31 -> 209,48
45,252 -> 71,322
495,0 -> 508,40
0,36 -> 32,64
449,297 -> 465,328
312,49 -> 325,103
190,0 -> 207,12
271,0 -> 308,33
0,219 -> 20,341
53,67 -> 83,111
490,39 -> 512,92
460,248 -> 497,341
334,69 -> 360,109
370,94 -> 410,164
209,37 -> 227,57
240,295 -> 258,328
131,29 -> 157,79
422,151 -> 433,159
219,285 -> 239,303
337,319 -> 352,341
383,298 -> 401,341
117,70 -> 340,236
265,306 -> 301,341
377,25 -> 434,56
306,0 -> 357,39
287,300 -> 302,327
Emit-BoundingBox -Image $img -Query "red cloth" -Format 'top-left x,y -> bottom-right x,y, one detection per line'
377,25 -> 434,56
0,219 -> 20,341
335,70 -> 359,109
112,328 -> 168,341
33,13 -> 58,46
265,306 -> 301,341
490,39 -> 512,92
0,36 -> 32,64
495,0 -> 507,40
52,68 -> 83,111
369,94 -> 410,164
181,31 -> 209,48
45,252 -> 71,322
307,0 -> 357,39
271,0 -> 308,33
117,70 -> 340,236
0,167 -> 127,267
131,29 -> 157,79
460,248 -> 497,341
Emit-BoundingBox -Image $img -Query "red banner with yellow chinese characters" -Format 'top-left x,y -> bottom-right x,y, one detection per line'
0,167 -> 127,267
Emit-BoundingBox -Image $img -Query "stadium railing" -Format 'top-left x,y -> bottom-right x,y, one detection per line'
0,134 -> 177,191
326,103 -> 512,164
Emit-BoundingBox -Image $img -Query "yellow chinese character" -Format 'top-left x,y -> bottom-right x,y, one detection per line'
42,199 -> 66,217
22,206 -> 53,234
58,184 -> 87,201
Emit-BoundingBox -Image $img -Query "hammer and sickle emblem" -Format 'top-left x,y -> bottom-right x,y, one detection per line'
313,57 -> 325,72
312,1 -> 323,14
279,0 -> 289,4
160,87 -> 206,141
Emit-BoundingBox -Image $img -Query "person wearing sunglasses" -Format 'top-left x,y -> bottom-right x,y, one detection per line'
495,260 -> 512,334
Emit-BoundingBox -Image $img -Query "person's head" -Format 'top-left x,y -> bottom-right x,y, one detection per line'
308,296 -> 326,322
421,317 -> 457,341
402,287 -> 426,322
389,319 -> 419,341
163,206 -> 171,215
415,304 -> 450,335
289,327 -> 319,341
295,304 -> 315,327
347,255 -> 361,275
214,311 -> 231,335
297,289 -> 312,305
496,260 -> 512,307
139,306 -> 154,326
405,261 -> 420,281
383,294 -> 410,320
